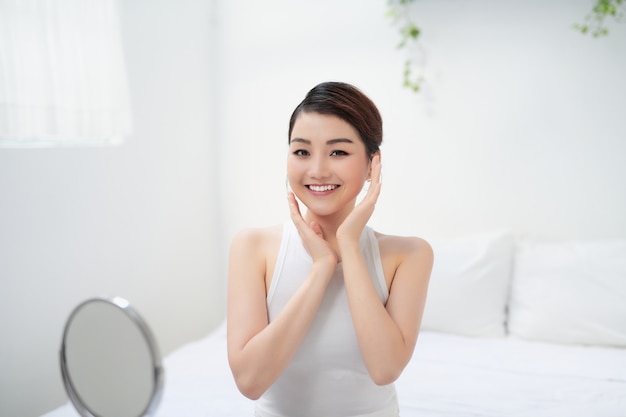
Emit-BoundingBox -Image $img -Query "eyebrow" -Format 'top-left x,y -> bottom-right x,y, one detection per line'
290,137 -> 355,145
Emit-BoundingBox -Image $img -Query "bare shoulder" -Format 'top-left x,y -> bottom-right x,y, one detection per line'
229,224 -> 282,266
374,231 -> 433,288
229,224 -> 283,292
230,224 -> 282,252
375,231 -> 433,261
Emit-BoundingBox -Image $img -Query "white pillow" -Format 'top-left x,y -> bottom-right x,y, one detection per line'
421,231 -> 514,337
508,239 -> 626,347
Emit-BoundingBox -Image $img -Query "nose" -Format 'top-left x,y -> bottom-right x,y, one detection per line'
308,154 -> 331,180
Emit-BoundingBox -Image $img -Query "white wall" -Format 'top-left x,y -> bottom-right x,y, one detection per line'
1,0 -> 625,416
216,0 -> 626,244
0,1 -> 223,416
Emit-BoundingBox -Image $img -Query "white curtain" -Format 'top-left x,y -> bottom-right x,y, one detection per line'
0,0 -> 132,147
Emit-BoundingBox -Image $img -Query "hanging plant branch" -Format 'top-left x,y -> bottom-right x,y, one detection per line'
386,0 -> 423,93
574,0 -> 625,37
385,1 -> 626,93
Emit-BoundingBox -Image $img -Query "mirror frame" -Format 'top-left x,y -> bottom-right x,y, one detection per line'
59,296 -> 164,417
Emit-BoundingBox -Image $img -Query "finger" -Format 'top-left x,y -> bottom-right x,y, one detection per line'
287,192 -> 315,235
370,154 -> 382,186
309,221 -> 323,238
362,158 -> 382,204
361,181 -> 381,208
287,192 -> 305,225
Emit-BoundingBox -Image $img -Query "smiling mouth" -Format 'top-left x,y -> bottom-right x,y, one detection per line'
307,184 -> 339,192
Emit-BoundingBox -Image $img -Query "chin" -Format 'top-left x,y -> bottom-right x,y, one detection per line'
295,197 -> 331,216
302,199 -> 357,219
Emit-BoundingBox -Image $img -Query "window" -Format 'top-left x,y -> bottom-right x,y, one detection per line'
0,0 -> 132,147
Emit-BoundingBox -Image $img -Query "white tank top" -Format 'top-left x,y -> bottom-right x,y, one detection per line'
255,220 -> 399,417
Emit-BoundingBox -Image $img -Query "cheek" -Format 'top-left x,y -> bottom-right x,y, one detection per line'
286,158 -> 303,184
286,158 -> 296,174
345,162 -> 369,185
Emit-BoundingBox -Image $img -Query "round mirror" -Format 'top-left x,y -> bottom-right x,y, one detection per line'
60,297 -> 164,417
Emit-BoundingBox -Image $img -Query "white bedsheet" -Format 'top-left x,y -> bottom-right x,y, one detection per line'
43,322 -> 626,417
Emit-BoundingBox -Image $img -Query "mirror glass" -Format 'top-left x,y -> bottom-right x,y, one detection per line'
60,297 -> 163,417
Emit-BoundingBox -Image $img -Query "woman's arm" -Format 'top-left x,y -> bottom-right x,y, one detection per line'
339,236 -> 433,385
335,154 -> 433,384
227,197 -> 337,400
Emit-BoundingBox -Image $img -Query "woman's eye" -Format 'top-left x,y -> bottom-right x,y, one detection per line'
293,149 -> 309,156
330,150 -> 348,156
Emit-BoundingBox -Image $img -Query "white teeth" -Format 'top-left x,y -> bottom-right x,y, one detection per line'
309,184 -> 337,192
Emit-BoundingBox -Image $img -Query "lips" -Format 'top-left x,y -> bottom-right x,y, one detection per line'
307,184 -> 339,192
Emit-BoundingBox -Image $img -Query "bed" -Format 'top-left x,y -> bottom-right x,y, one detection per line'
42,232 -> 626,417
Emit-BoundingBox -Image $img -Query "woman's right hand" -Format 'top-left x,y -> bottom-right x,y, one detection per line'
287,192 -> 338,268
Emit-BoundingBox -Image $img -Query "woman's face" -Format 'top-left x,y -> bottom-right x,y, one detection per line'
287,112 -> 371,219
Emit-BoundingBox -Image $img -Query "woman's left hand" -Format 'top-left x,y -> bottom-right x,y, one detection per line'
337,154 -> 382,245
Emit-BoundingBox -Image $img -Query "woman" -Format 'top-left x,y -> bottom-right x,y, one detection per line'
227,81 -> 433,417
